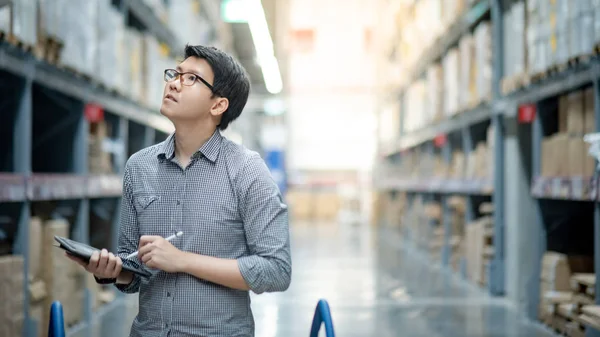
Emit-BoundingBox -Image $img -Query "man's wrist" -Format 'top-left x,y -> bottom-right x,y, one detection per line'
116,271 -> 134,285
176,251 -> 192,273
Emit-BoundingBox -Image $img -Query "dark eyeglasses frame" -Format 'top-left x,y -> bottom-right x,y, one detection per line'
164,69 -> 215,93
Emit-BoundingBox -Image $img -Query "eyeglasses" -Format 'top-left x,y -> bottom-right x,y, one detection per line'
164,68 -> 215,92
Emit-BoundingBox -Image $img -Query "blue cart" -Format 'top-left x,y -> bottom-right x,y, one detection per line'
48,299 -> 335,337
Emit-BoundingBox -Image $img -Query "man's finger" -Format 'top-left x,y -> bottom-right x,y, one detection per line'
98,249 -> 109,270
139,235 -> 161,247
141,252 -> 152,264
106,253 -> 117,272
89,251 -> 100,269
138,241 -> 155,258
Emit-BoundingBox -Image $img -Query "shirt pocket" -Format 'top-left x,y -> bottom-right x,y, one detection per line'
133,193 -> 174,235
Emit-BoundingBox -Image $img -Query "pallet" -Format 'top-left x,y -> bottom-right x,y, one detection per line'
501,72 -> 531,95
34,35 -> 64,65
0,30 -> 34,54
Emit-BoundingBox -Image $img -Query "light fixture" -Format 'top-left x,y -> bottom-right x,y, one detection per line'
247,0 -> 283,94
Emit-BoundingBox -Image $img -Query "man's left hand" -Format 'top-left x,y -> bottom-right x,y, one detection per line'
138,235 -> 185,273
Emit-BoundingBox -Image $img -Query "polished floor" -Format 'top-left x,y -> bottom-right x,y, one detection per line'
250,221 -> 559,337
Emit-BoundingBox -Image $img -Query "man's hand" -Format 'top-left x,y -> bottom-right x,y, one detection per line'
138,235 -> 185,273
66,249 -> 122,279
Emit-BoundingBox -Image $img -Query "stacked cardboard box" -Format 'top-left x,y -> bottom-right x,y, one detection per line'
541,89 -> 596,177
474,21 -> 492,104
465,216 -> 494,286
89,121 -> 113,174
40,219 -> 85,329
447,196 -> 466,271
538,252 -> 594,325
28,216 -> 48,337
0,255 -> 25,337
426,63 -> 444,122
527,0 -> 599,77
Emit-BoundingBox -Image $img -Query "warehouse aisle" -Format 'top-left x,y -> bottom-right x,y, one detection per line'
250,222 -> 558,337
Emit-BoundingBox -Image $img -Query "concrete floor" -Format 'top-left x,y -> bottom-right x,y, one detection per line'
250,222 -> 559,337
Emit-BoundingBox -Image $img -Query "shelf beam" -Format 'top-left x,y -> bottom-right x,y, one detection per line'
0,45 -> 174,134
592,74 -> 600,337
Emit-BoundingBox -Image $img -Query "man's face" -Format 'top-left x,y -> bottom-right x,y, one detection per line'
160,57 -> 216,122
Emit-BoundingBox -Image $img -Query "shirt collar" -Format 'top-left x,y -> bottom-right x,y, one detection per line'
158,129 -> 223,163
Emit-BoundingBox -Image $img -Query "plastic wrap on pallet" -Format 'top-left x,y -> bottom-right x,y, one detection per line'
474,21 -> 491,103
59,0 -> 97,76
596,3 -> 600,45
10,0 -> 37,46
502,5 -> 512,78
458,34 -> 474,109
0,5 -> 9,34
426,63 -> 443,122
125,29 -> 144,103
38,0 -> 63,40
443,48 -> 460,117
580,13 -> 595,56
142,34 -> 164,110
96,0 -> 125,91
169,0 -> 212,47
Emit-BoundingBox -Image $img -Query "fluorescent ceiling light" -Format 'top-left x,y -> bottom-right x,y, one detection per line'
247,0 -> 283,94
221,0 -> 283,94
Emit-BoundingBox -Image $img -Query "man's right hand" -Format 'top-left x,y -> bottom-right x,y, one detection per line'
66,248 -> 122,279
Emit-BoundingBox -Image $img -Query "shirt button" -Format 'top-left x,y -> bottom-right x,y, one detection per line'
176,200 -> 180,205
167,292 -> 171,297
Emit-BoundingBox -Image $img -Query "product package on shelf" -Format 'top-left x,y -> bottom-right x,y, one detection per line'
125,28 -> 144,104
474,21 -> 492,103
403,80 -> 427,133
465,215 -> 493,286
443,48 -> 460,117
95,0 -> 126,92
142,34 -> 162,109
426,63 -> 444,122
41,219 -> 86,328
448,196 -> 466,272
538,251 -> 594,328
168,0 -> 212,46
0,0 -> 37,46
0,254 -> 25,337
502,2 -> 527,92
458,34 -> 475,111
450,151 -> 465,179
89,121 -> 113,174
58,0 -> 97,77
550,89 -> 596,177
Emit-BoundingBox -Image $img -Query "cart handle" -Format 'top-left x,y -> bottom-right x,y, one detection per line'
48,301 -> 66,337
309,299 -> 335,337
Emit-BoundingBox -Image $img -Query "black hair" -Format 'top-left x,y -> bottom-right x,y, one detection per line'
184,44 -> 251,130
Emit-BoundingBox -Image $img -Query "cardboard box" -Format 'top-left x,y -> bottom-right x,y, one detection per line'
584,88 -> 596,134
559,95 -> 569,133
0,255 -> 25,337
568,137 -> 585,176
567,91 -> 585,134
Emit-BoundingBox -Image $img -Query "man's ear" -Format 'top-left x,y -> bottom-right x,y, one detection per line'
210,97 -> 229,117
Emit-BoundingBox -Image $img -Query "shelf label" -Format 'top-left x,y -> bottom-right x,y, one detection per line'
518,104 -> 536,124
85,103 -> 104,123
434,134 -> 447,147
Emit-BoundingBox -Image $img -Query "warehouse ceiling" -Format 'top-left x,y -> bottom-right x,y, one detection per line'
227,0 -> 281,98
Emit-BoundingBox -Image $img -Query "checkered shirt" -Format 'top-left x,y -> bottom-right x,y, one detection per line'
114,129 -> 292,337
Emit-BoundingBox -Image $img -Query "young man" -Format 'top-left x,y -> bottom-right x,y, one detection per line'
67,45 -> 292,337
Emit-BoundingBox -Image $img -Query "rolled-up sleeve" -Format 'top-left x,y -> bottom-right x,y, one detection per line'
236,153 -> 292,294
114,162 -> 142,294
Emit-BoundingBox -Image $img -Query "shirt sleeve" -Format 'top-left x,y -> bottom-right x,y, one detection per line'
114,162 -> 142,294
236,153 -> 292,294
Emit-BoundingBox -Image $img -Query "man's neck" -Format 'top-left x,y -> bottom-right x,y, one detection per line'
173,121 -> 216,160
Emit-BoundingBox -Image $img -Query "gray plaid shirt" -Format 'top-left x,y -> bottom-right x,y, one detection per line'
114,129 -> 292,337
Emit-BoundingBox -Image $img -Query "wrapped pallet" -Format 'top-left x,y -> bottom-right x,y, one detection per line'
58,0 -> 98,76
95,0 -> 127,92
474,21 -> 492,103
0,255 -> 25,337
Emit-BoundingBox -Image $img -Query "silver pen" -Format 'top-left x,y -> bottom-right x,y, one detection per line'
126,231 -> 184,259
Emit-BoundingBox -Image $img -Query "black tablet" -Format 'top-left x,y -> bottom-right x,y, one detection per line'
54,236 -> 151,278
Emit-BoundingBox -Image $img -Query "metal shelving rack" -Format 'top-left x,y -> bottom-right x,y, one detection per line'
376,0 -> 600,330
0,1 -> 202,336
